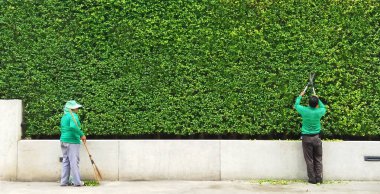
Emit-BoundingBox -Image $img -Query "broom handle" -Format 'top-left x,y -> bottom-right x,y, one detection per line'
83,141 -> 91,157
69,110 -> 101,182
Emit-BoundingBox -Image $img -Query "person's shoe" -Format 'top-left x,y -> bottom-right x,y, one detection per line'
316,177 -> 323,184
73,181 -> 85,187
60,182 -> 73,186
308,179 -> 317,184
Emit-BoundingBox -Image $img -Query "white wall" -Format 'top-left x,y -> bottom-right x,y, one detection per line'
323,141 -> 380,180
119,140 -> 220,181
220,140 -> 307,180
17,140 -> 119,181
221,140 -> 380,181
0,100 -> 22,181
14,140 -> 380,181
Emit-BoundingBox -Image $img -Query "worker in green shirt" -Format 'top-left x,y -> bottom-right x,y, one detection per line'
60,100 -> 86,187
294,91 -> 326,184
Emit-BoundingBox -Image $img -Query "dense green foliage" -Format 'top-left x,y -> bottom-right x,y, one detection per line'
1,0 -> 379,139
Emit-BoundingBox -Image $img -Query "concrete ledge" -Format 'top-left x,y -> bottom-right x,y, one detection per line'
119,140 -> 220,181
17,140 -> 119,181
221,140 -> 307,180
324,141 -> 380,180
17,140 -> 61,181
12,140 -> 380,181
80,140 -> 119,181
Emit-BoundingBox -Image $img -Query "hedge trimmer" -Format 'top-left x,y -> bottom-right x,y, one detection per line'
302,72 -> 316,95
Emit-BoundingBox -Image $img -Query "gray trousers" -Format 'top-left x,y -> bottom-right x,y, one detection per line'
302,135 -> 323,181
60,142 -> 82,185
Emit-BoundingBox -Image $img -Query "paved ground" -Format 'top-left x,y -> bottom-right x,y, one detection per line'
1,181 -> 380,194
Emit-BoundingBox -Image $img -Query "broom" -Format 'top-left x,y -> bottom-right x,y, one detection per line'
69,110 -> 103,183
82,141 -> 103,182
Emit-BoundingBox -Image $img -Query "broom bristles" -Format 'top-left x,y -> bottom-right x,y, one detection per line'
94,164 -> 103,180
88,152 -> 102,182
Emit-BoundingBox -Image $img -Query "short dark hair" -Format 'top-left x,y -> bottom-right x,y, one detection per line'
309,96 -> 319,108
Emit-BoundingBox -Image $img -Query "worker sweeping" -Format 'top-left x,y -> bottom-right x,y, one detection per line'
60,100 -> 86,186
294,74 -> 327,184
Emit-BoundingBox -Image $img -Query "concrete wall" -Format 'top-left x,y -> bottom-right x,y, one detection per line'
0,100 -> 22,181
17,140 -> 119,181
220,141 -> 380,181
119,140 -> 220,181
13,140 -> 380,181
220,140 -> 307,180
323,141 -> 380,180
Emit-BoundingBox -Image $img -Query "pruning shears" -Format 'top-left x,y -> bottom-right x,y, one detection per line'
302,73 -> 316,95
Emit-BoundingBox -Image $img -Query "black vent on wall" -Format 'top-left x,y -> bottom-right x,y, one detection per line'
364,156 -> 380,161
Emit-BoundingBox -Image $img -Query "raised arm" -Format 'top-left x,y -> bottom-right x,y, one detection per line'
294,91 -> 305,113
318,99 -> 326,115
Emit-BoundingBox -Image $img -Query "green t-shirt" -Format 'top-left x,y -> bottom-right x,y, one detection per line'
60,112 -> 84,144
294,96 -> 327,135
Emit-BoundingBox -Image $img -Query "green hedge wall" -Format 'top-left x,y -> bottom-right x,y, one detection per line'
1,0 -> 379,139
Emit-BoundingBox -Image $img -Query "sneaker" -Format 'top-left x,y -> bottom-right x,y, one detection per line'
73,181 -> 85,187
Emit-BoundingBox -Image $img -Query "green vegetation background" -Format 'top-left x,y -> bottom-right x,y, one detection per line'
1,0 -> 379,139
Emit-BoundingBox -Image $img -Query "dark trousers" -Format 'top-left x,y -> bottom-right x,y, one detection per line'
302,135 -> 323,181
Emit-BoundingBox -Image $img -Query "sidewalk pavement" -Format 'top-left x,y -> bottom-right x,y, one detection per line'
1,180 -> 380,194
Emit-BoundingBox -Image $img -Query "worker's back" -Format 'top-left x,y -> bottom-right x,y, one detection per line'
294,96 -> 326,135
